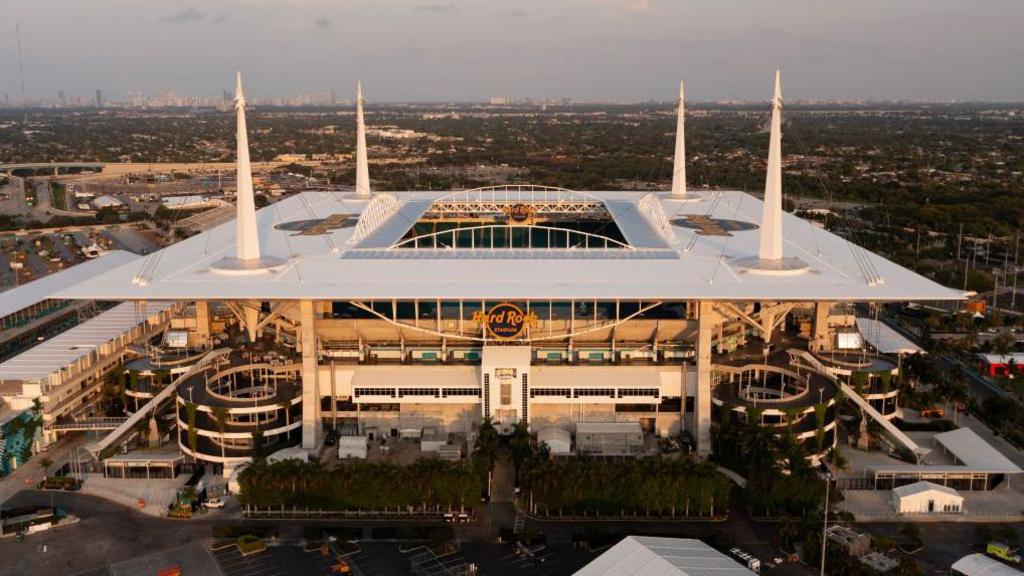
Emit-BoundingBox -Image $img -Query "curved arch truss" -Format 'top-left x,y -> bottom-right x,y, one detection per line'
429,184 -> 606,215
348,192 -> 401,245
391,223 -> 634,251
348,300 -> 666,343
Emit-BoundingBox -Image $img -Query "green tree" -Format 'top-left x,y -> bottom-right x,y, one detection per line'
211,406 -> 230,463
184,401 -> 199,456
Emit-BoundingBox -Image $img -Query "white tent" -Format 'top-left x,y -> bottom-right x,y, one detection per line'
537,426 -> 571,455
576,536 -> 756,576
267,446 -> 310,464
892,481 -> 963,515
338,435 -> 368,459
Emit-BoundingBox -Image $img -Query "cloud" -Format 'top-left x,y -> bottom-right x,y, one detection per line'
416,4 -> 457,13
314,16 -> 333,29
160,8 -> 204,23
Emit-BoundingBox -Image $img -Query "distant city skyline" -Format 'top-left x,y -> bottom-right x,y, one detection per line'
3,0 -> 1023,103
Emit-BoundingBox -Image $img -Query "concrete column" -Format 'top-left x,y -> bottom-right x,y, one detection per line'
244,301 -> 260,343
299,299 -> 320,449
811,301 -> 833,353
195,301 -> 211,349
695,301 -> 713,458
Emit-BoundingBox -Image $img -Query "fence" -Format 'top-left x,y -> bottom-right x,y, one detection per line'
242,505 -> 474,521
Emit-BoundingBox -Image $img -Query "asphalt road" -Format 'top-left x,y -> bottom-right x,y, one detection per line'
0,491 -> 213,576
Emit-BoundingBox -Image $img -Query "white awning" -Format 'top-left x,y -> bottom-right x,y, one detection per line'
530,366 -> 665,389
856,318 -> 923,355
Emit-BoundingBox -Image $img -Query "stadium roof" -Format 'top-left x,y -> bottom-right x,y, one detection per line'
0,250 -> 138,320
575,536 -> 755,576
0,301 -> 174,384
56,189 -> 965,302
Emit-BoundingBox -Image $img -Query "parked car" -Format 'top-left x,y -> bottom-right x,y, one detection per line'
203,498 -> 225,509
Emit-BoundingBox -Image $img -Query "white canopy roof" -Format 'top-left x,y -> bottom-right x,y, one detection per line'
56,190 -> 964,303
951,554 -> 1023,576
934,428 -> 1022,473
575,536 -> 755,576
0,300 -> 174,384
0,250 -> 138,320
856,317 -> 923,355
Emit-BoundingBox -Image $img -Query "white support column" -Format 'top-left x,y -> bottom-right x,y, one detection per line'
300,299 -> 320,449
811,301 -> 833,353
695,301 -> 713,458
195,301 -> 211,349
244,302 -> 259,343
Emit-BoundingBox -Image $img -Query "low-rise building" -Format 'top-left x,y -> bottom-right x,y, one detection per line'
892,481 -> 964,515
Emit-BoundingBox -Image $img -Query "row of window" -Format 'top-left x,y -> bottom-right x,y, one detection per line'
353,387 -> 482,399
331,301 -> 689,321
530,387 -> 662,399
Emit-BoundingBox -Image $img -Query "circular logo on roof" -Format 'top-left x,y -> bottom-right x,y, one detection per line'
672,215 -> 758,237
472,302 -> 538,340
274,213 -> 357,236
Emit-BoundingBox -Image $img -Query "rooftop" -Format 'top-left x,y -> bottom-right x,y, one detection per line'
951,553 -> 1024,576
574,536 -> 756,576
892,480 -> 962,499
856,317 -> 923,356
0,250 -> 138,320
0,301 -> 175,385
55,188 -> 963,303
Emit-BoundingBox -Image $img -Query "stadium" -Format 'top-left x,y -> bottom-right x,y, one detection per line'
48,73 -> 963,473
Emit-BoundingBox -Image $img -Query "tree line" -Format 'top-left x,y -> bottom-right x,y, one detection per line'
238,458 -> 483,512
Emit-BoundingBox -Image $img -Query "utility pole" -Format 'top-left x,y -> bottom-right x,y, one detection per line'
1013,266 -> 1019,310
820,473 -> 832,576
957,223 -> 963,262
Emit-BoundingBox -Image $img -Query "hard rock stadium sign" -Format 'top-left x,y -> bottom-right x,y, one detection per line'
472,302 -> 539,340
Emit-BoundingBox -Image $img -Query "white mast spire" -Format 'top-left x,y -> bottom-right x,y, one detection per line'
758,69 -> 784,261
234,71 -> 261,261
670,80 -> 686,198
211,71 -> 284,275
355,81 -> 370,197
736,69 -> 808,276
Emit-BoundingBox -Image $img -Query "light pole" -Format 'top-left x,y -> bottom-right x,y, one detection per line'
820,472 -> 832,576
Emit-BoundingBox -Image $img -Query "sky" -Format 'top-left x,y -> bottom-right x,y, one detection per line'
2,0 -> 1023,103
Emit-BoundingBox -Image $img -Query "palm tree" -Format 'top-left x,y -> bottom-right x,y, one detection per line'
825,447 -> 850,473
39,457 -> 53,479
184,401 -> 199,456
211,406 -> 229,464
278,400 -> 292,441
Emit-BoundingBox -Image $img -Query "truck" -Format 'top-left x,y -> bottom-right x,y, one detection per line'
987,542 -> 1022,565
730,548 -> 761,573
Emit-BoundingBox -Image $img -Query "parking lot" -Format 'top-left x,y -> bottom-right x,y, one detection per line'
210,543 -> 339,576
